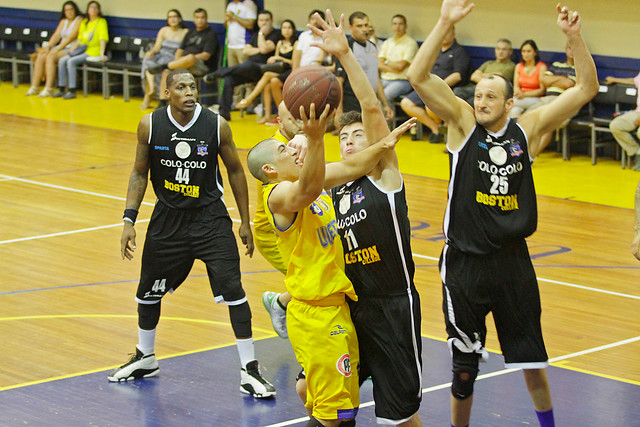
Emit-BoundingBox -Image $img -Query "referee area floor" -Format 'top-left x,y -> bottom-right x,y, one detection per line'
1,83 -> 639,426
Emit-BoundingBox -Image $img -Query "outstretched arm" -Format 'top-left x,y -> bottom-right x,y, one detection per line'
268,105 -> 331,228
519,4 -> 599,157
219,118 -> 254,257
309,11 -> 391,153
324,118 -> 416,189
406,0 -> 476,137
121,115 -> 151,260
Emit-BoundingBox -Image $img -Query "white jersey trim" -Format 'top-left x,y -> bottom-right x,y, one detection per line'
167,103 -> 202,132
147,112 -> 153,144
215,114 -> 226,206
443,125 -> 475,241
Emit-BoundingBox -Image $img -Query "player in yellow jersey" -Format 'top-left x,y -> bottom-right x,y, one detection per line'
247,105 -> 414,426
253,102 -> 303,338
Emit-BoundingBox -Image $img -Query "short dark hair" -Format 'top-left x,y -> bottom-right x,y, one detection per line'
193,8 -> 207,19
519,39 -> 540,64
348,11 -> 368,25
60,1 -> 81,20
309,9 -> 325,20
391,14 -> 407,25
166,69 -> 193,88
485,73 -> 514,99
338,111 -> 363,130
497,38 -> 512,47
258,10 -> 273,19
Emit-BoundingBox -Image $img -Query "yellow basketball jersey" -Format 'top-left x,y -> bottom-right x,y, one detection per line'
263,182 -> 357,302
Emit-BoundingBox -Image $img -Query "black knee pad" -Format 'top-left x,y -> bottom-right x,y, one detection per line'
305,416 -> 324,427
339,420 -> 356,426
228,301 -> 252,338
451,346 -> 479,400
451,367 -> 478,400
138,302 -> 161,330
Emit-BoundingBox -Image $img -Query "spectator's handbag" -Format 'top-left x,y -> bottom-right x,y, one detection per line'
68,25 -> 96,57
68,43 -> 88,57
260,61 -> 289,74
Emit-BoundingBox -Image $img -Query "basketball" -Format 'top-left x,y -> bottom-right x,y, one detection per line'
283,65 -> 342,120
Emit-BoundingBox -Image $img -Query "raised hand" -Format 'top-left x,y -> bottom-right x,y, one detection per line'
556,4 -> 581,36
440,0 -> 475,25
308,10 -> 350,57
379,117 -> 417,150
299,103 -> 332,143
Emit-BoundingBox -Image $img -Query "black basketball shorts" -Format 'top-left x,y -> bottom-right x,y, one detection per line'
136,200 -> 245,305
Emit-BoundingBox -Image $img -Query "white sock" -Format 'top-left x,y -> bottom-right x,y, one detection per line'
236,337 -> 255,368
137,327 -> 156,355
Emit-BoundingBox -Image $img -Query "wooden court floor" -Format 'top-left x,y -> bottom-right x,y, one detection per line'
0,84 -> 639,425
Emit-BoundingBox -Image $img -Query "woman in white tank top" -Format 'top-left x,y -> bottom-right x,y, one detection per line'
26,1 -> 82,97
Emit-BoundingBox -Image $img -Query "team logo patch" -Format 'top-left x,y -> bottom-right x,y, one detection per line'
339,194 -> 350,215
336,353 -> 352,377
509,143 -> 523,157
310,202 -> 324,216
175,141 -> 191,159
478,141 -> 488,150
488,146 -> 507,166
352,188 -> 365,204
197,142 -> 208,156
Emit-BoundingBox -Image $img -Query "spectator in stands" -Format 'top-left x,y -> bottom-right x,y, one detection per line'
377,14 -> 418,102
204,10 -> 280,121
607,72 -> 640,171
26,1 -> 81,97
53,1 -> 108,100
335,11 -> 393,120
225,0 -> 256,67
456,38 -> 515,106
139,9 -> 188,109
509,39 -> 547,118
401,25 -> 470,143
261,9 -> 328,119
368,22 -> 378,46
527,42 -> 576,148
149,8 -> 218,107
235,19 -> 298,124
225,0 -> 257,106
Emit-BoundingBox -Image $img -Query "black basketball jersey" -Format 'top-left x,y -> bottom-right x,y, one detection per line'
331,176 -> 416,297
444,119 -> 537,255
148,104 -> 223,209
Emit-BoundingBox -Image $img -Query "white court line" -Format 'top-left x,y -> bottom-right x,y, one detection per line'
0,174 -> 155,206
0,220 -> 149,244
263,335 -> 640,427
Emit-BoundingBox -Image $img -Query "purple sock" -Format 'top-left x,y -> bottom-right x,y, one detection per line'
536,408 -> 555,427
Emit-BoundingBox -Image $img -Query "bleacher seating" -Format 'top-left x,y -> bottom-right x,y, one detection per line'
565,83 -> 637,167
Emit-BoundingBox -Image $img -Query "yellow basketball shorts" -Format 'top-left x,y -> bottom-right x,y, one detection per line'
288,297 -> 360,421
254,226 -> 287,275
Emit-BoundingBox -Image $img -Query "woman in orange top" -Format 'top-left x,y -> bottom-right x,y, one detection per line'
510,39 -> 547,118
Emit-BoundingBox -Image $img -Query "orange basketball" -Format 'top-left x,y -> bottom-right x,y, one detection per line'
282,65 -> 342,120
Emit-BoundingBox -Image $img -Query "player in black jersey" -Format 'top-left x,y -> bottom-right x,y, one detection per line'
407,2 -> 598,426
310,12 -> 423,426
108,69 -> 276,399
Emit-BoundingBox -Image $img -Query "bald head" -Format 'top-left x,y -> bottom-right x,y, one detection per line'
247,139 -> 279,183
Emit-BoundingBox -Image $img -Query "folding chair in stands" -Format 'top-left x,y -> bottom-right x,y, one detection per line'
82,45 -> 110,99
11,26 -> 45,87
613,84 -> 638,169
102,35 -> 130,98
566,83 -> 618,164
0,25 -> 20,84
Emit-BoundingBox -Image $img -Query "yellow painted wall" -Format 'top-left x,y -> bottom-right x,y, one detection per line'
6,0 -> 640,58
